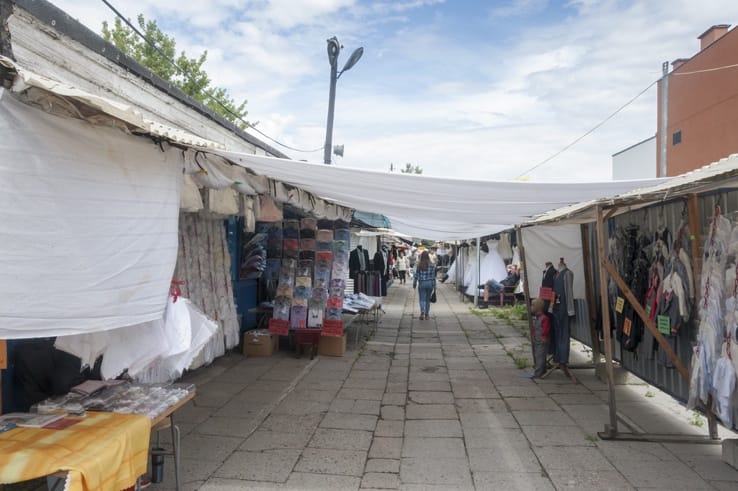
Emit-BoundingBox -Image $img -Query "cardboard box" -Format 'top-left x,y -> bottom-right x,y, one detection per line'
318,333 -> 347,357
243,331 -> 278,357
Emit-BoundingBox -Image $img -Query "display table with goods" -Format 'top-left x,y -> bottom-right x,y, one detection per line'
0,382 -> 195,491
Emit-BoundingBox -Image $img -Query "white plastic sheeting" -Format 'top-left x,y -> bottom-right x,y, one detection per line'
0,90 -> 183,338
215,151 -> 666,241
520,224 -> 586,299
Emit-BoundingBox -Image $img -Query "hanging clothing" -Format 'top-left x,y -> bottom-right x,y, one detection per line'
498,233 -> 513,260
552,267 -> 574,364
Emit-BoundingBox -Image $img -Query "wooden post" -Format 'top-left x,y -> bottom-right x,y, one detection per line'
517,226 -> 535,360
580,223 -> 600,364
596,206 -> 618,436
602,260 -> 689,381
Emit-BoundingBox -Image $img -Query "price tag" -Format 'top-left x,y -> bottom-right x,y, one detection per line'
615,297 -> 625,314
657,315 -> 671,335
623,318 -> 632,336
538,287 -> 554,301
268,318 -> 290,336
322,319 -> 344,337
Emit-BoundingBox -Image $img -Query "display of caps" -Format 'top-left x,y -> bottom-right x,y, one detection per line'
331,265 -> 348,279
300,229 -> 316,239
276,285 -> 293,298
312,287 -> 328,300
300,217 -> 317,230
326,307 -> 343,320
316,229 -> 334,242
295,276 -> 312,287
278,272 -> 295,286
294,285 -> 312,298
316,251 -> 333,263
300,238 -> 316,251
334,219 -> 350,229
333,240 -> 349,255
334,229 -> 351,242
273,297 -> 292,320
299,250 -> 316,261
330,278 -> 346,290
283,238 -> 299,250
283,219 -> 300,230
282,258 -> 297,270
283,248 -> 299,259
316,241 -> 333,252
282,227 -> 300,239
314,278 -> 328,289
329,286 -> 344,298
296,267 -> 312,278
290,306 -> 308,329
307,300 -> 325,328
292,297 -> 308,307
314,268 -> 331,284
298,259 -> 314,269
327,296 -> 343,309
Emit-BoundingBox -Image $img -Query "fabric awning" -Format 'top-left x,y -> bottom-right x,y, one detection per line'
215,151 -> 667,240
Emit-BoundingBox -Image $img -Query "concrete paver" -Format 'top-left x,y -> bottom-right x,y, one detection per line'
137,281 -> 738,490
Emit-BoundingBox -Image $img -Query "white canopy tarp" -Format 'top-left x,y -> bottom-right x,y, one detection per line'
0,89 -> 183,338
215,151 -> 666,240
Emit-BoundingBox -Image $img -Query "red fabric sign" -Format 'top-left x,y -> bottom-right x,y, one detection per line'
268,318 -> 289,336
322,319 -> 344,337
538,287 -> 554,301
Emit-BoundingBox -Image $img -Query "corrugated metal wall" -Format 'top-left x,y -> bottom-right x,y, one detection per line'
572,189 -> 738,403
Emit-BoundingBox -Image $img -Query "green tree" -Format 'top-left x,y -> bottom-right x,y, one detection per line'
400,163 -> 423,174
102,15 -> 252,128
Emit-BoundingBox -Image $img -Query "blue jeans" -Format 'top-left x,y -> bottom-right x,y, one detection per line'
485,279 -> 504,294
418,280 -> 434,316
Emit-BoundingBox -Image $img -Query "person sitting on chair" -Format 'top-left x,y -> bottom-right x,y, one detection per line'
481,264 -> 520,303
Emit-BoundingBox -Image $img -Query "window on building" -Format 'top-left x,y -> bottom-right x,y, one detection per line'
672,130 -> 682,145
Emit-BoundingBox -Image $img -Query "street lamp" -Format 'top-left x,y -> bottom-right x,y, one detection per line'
324,36 -> 363,164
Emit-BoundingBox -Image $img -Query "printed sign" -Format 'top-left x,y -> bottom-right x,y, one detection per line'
268,318 -> 290,336
623,318 -> 632,336
657,315 -> 671,335
615,297 -> 625,314
538,287 -> 554,301
322,319 -> 344,337
0,340 -> 6,369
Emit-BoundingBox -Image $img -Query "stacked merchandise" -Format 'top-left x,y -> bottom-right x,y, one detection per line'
266,219 -> 350,341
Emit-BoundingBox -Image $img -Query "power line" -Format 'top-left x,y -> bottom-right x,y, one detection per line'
514,79 -> 658,178
100,0 -> 321,154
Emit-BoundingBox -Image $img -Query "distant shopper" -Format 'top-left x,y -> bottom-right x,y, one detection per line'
413,250 -> 436,320
397,251 -> 409,284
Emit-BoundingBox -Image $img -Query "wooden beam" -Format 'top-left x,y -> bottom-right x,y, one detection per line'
596,206 -> 618,436
687,193 -> 703,306
580,224 -> 600,363
602,260 -> 690,381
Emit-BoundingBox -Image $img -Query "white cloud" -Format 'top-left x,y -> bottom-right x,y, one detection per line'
42,0 -> 738,182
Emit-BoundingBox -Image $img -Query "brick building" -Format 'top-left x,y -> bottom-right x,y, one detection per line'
657,25 -> 738,176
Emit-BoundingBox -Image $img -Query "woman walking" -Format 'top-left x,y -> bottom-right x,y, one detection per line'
413,250 -> 436,320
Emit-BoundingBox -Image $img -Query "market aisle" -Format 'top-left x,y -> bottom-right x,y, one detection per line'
148,280 -> 738,490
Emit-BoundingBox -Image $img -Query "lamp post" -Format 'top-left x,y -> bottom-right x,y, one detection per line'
324,36 -> 363,164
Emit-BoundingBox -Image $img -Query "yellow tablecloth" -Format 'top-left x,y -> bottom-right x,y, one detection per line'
0,411 -> 151,491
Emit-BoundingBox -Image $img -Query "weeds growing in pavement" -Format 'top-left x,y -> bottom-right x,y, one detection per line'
514,357 -> 529,369
689,411 -> 705,428
644,390 -> 654,398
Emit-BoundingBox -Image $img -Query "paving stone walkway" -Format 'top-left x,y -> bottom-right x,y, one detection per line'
149,281 -> 738,490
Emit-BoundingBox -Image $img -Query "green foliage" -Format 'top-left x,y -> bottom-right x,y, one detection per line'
400,163 -> 423,174
102,15 -> 251,128
514,357 -> 528,369
644,390 -> 654,398
689,411 -> 705,428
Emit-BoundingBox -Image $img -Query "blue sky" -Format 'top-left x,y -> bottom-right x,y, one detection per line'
52,0 -> 735,181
